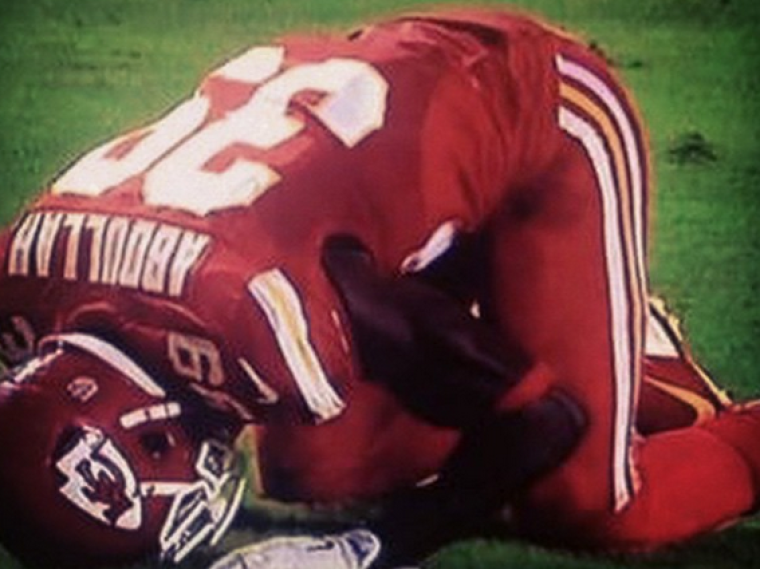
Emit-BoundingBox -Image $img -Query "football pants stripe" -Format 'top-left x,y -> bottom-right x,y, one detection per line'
556,54 -> 646,275
558,81 -> 646,401
248,269 -> 345,422
643,375 -> 718,425
557,58 -> 647,389
557,74 -> 646,356
558,105 -> 637,511
557,53 -> 649,512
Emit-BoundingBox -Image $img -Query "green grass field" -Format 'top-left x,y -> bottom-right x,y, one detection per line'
1,0 -> 759,567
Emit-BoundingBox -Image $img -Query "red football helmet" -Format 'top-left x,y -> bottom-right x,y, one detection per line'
0,333 -> 245,567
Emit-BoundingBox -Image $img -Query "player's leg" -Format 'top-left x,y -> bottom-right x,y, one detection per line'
484,31 -> 650,523
322,235 -> 586,566
637,297 -> 732,434
489,38 -> 758,549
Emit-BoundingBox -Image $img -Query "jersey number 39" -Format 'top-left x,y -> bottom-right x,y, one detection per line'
53,47 -> 389,216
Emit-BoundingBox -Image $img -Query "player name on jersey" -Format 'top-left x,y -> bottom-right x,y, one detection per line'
5,209 -> 210,298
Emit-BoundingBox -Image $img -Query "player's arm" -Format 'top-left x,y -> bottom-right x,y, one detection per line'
322,233 -> 525,428
322,234 -> 577,428
322,234 -> 585,565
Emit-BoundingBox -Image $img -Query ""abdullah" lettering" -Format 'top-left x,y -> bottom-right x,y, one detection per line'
6,210 -> 210,298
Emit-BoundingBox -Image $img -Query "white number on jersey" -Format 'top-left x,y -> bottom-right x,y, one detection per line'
53,47 -> 389,216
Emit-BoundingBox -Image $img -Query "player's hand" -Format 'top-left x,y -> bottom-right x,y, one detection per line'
322,234 -> 526,428
371,390 -> 586,566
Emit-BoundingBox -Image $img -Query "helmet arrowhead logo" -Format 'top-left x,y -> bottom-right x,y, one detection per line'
76,458 -> 133,526
56,427 -> 143,530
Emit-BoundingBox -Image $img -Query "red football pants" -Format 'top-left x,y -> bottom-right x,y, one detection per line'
489,37 -> 758,549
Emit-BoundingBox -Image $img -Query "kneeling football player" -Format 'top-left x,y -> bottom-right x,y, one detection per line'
0,7 -> 758,569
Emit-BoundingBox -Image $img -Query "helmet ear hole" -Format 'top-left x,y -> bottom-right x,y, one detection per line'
138,430 -> 176,460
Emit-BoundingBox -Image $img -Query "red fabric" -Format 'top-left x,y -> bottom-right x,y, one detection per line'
0,8 -> 756,551
568,426 -> 753,550
703,405 -> 760,497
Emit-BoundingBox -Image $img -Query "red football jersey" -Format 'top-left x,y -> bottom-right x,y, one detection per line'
4,10 -> 760,555
0,11 -> 561,425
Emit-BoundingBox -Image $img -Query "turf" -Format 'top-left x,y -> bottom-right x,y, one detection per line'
0,0 -> 759,568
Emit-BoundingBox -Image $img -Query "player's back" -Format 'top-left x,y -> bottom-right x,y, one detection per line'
0,10 -> 561,431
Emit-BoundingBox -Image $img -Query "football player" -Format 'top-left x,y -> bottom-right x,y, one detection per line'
0,7 -> 757,568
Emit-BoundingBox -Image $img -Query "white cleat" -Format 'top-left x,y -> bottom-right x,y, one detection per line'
209,529 -> 382,569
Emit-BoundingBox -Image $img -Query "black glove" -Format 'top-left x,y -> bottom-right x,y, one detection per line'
322,234 -> 526,428
371,390 -> 586,567
322,235 -> 586,566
